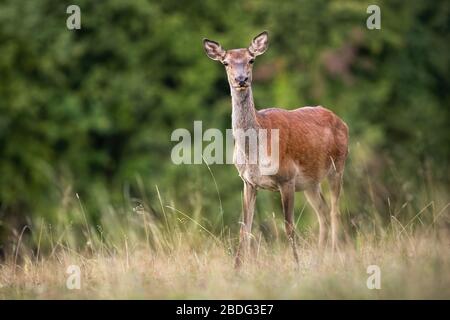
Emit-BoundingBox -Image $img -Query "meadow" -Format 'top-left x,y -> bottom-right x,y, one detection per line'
1,181 -> 448,299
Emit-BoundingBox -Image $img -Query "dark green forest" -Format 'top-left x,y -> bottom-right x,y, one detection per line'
0,0 -> 448,251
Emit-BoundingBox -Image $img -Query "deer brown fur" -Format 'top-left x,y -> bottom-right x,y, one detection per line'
203,31 -> 349,267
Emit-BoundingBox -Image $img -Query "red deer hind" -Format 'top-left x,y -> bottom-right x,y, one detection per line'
203,31 -> 349,267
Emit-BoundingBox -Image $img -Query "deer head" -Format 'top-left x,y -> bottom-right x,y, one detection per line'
203,31 -> 269,91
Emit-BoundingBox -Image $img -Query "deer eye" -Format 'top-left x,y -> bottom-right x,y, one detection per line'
222,62 -> 229,66
249,59 -> 255,64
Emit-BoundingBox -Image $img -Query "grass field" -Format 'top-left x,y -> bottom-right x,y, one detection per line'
0,194 -> 449,299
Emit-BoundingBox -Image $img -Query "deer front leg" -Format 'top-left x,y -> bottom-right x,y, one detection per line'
235,182 -> 257,268
280,182 -> 299,265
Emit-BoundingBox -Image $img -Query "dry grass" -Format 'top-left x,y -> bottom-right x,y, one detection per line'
1,176 -> 449,299
1,223 -> 449,299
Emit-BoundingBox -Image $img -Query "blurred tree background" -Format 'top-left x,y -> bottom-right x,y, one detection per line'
0,0 -> 448,251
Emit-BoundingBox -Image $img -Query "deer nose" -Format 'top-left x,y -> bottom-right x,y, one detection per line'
235,76 -> 248,87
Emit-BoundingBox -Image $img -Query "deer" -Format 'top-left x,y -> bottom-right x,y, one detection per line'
203,31 -> 349,267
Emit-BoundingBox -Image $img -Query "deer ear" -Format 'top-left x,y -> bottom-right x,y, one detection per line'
249,31 -> 269,56
203,39 -> 226,61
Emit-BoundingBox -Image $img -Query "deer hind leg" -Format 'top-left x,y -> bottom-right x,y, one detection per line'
279,182 -> 299,265
304,185 -> 329,250
328,170 -> 343,252
235,182 -> 257,268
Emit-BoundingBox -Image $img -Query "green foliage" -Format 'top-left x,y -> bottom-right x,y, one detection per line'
0,0 -> 448,246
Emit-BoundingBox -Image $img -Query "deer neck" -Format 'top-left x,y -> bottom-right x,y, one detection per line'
231,87 -> 259,133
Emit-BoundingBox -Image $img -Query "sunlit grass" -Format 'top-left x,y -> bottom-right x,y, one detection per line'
0,192 -> 449,299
